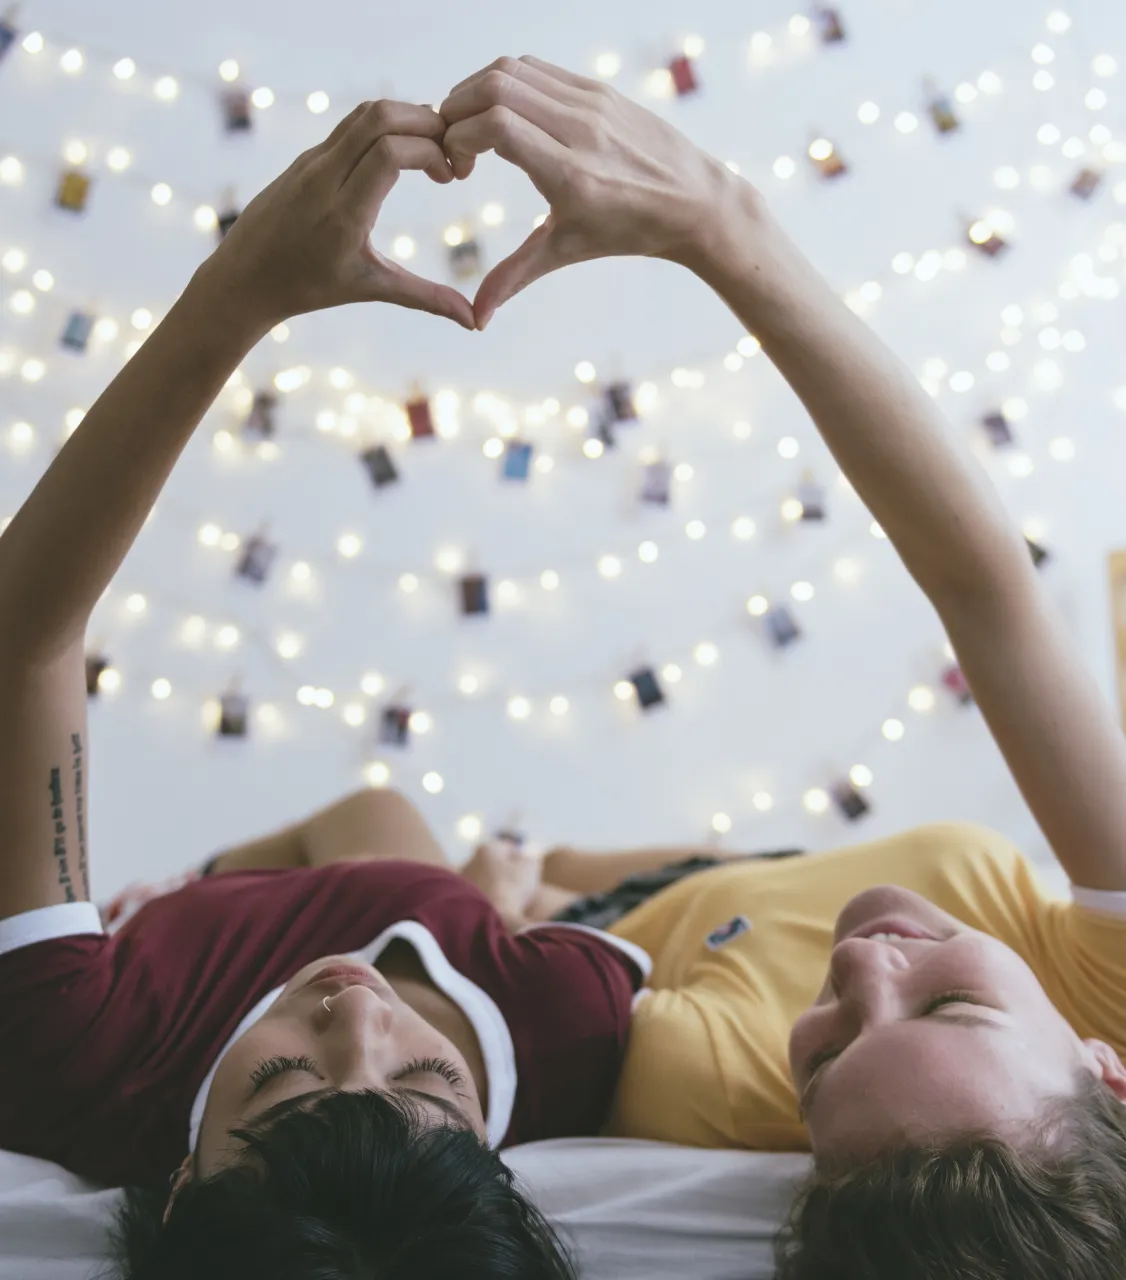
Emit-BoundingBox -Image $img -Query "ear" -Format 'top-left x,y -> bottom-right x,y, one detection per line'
1083,1039 -> 1126,1103
162,1153 -> 194,1224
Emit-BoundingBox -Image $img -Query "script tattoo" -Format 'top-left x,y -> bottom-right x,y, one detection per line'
48,766 -> 75,902
72,733 -> 88,898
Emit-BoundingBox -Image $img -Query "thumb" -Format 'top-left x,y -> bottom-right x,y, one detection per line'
472,219 -> 563,330
366,255 -> 476,330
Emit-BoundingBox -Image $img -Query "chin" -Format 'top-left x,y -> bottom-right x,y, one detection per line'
832,884 -> 943,943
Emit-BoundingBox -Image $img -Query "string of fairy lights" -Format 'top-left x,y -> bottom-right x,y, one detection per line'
1,5 -> 1125,844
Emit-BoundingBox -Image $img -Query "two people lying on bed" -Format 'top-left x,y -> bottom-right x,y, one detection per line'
0,55 -> 1123,1280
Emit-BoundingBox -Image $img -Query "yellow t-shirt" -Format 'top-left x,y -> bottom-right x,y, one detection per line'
606,822 -> 1126,1151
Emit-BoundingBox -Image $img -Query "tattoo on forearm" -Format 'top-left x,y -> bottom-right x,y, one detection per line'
48,766 -> 76,902
72,733 -> 88,898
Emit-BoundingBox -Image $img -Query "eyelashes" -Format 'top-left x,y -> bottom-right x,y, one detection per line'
247,1054 -> 469,1097
807,991 -> 983,1075
249,1054 -> 319,1094
396,1056 -> 469,1092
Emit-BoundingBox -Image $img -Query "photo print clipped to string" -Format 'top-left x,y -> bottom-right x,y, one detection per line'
640,456 -> 673,507
668,51 -> 700,97
798,470 -> 826,521
502,439 -> 534,482
459,571 -> 490,618
405,386 -> 436,440
814,5 -> 846,44
763,602 -> 802,650
1070,167 -> 1103,201
981,408 -> 1015,449
379,699 -> 413,749
941,661 -> 974,706
809,134 -> 847,181
832,778 -> 871,822
56,166 -> 92,214
221,83 -> 253,133
235,527 -> 278,585
243,389 -> 278,440
925,79 -> 960,135
60,310 -> 96,354
361,443 -> 399,489
446,225 -> 483,281
966,213 -> 1008,258
85,651 -> 110,698
628,664 -> 666,713
0,9 -> 18,62
217,187 -> 240,240
218,686 -> 250,738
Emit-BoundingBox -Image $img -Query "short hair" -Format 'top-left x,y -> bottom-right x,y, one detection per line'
775,1072 -> 1126,1280
101,1089 -> 577,1280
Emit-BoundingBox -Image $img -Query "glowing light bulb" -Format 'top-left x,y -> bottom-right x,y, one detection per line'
399,573 -> 420,594
574,361 -> 596,383
337,533 -> 362,559
646,67 -> 675,97
113,57 -> 136,80
595,52 -> 622,78
1,248 -> 25,272
216,624 -> 239,648
151,678 -> 172,700
732,517 -> 756,540
804,788 -> 830,814
458,673 -> 480,696
409,711 -> 432,734
219,59 -> 240,82
443,224 -> 466,247
882,718 -> 905,741
508,696 -> 531,720
9,289 -> 32,315
276,633 -> 302,660
583,439 -> 605,460
746,595 -> 769,616
1085,88 -> 1108,110
894,111 -> 919,133
126,592 -> 147,615
1092,54 -> 1118,78
791,581 -> 814,602
977,70 -> 1002,94
107,146 -> 132,171
712,812 -> 732,834
64,139 -> 88,165
694,641 -> 719,666
481,202 -> 505,226
550,696 -> 570,716
598,555 -> 622,579
458,815 -> 483,841
20,358 -> 44,381
638,541 -> 659,563
772,156 -> 796,179
21,31 -> 43,53
808,138 -> 834,161
251,87 -> 275,109
36,268 -> 59,291
858,101 -> 880,123
198,522 -> 222,546
614,681 -> 634,702
150,183 -> 172,206
392,235 -> 416,259
421,772 -> 444,794
1049,436 -> 1075,460
7,421 -> 34,452
0,156 -> 23,184
307,91 -> 330,113
750,31 -> 773,55
662,664 -> 683,684
98,667 -> 121,693
778,436 -> 800,459
365,761 -> 391,788
1033,70 -> 1055,91
60,48 -> 84,73
361,672 -> 385,696
685,520 -> 706,540
154,75 -> 179,100
1046,10 -> 1071,32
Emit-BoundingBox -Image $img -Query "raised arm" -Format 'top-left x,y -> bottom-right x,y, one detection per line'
441,57 -> 1126,892
0,101 -> 473,920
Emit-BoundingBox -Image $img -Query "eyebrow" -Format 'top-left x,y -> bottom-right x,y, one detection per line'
799,1012 -> 1005,1118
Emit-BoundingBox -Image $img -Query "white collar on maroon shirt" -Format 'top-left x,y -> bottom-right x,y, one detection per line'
188,921 -> 518,1154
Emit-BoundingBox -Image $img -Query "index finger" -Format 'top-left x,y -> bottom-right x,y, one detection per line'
322,100 -> 446,184
441,106 -> 568,191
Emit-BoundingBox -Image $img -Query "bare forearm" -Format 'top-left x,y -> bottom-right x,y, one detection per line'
688,186 -> 1035,605
0,263 -> 267,660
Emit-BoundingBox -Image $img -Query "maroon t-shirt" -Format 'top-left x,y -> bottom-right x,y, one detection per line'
0,861 -> 645,1186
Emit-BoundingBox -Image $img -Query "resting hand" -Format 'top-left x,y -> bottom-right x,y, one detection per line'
205,100 -> 475,331
439,56 -> 738,327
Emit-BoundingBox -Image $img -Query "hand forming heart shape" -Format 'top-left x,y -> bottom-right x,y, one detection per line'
206,56 -> 738,337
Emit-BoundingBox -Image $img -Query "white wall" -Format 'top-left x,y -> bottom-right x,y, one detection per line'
1,0 -> 1124,899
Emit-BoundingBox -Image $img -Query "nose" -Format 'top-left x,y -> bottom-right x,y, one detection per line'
321,985 -> 398,1084
828,937 -> 909,1023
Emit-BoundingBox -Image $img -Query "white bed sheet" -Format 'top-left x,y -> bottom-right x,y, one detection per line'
0,1142 -> 809,1280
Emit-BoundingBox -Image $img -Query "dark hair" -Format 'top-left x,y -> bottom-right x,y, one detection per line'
776,1073 -> 1126,1279
101,1089 -> 577,1280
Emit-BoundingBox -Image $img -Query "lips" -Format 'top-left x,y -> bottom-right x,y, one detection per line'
306,962 -> 382,989
847,918 -> 940,943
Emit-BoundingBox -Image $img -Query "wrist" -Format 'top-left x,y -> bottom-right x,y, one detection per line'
183,256 -> 277,347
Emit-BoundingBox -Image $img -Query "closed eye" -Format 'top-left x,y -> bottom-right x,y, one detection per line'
805,991 -> 987,1077
248,1054 -> 322,1096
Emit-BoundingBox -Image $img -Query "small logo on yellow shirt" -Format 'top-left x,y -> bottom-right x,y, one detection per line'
705,914 -> 752,949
